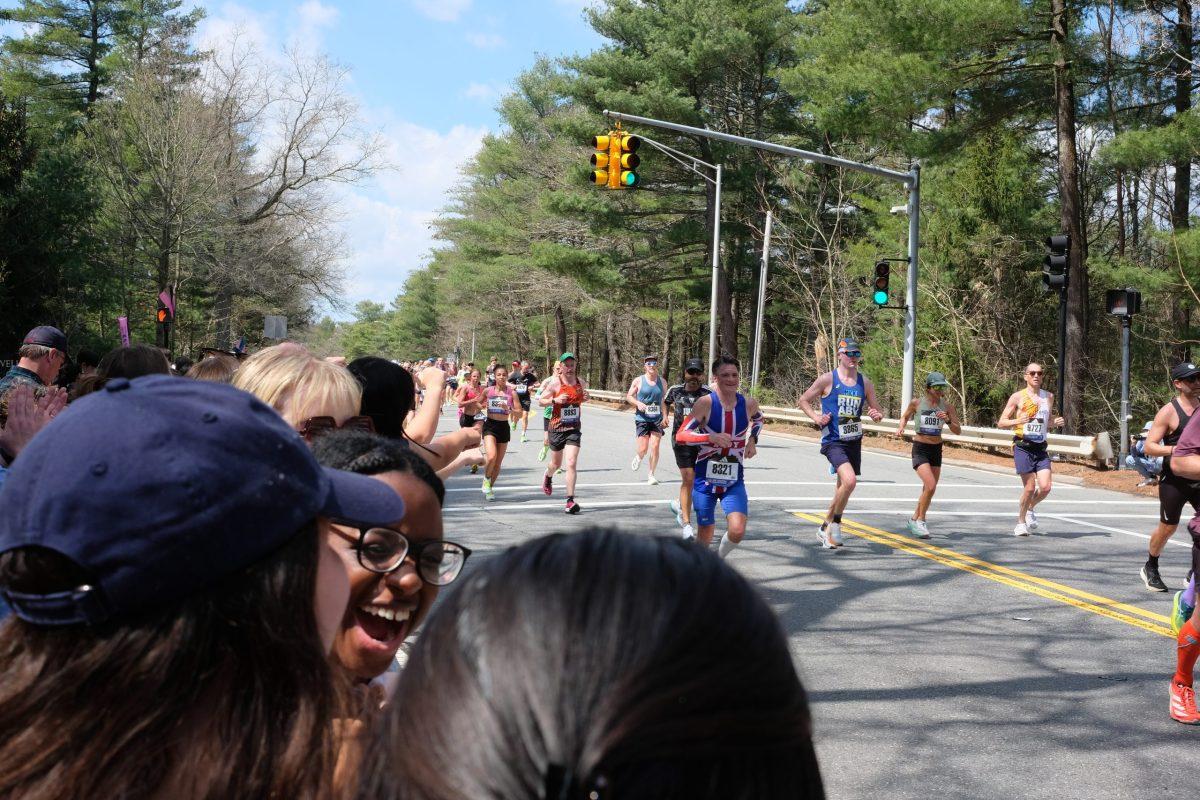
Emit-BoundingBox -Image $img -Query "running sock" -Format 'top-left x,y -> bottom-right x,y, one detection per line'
1175,620 -> 1200,687
1147,554 -> 1160,570
1185,576 -> 1197,609
718,533 -> 737,559
832,514 -> 842,523
567,495 -> 575,503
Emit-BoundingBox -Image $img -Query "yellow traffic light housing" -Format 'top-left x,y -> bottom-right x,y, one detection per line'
588,126 -> 641,189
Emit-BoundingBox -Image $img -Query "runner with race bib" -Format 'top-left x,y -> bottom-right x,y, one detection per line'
626,355 -> 667,485
509,359 -> 540,443
454,368 -> 486,475
675,355 -> 763,559
480,365 -> 518,501
895,371 -> 962,538
797,337 -> 884,549
664,358 -> 712,541
998,362 -> 1065,537
537,352 -> 590,514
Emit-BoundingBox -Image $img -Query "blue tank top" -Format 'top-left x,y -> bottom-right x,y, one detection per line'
820,369 -> 865,445
694,392 -> 749,493
634,375 -> 665,422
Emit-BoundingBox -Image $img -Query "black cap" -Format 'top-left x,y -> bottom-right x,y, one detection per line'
684,358 -> 704,373
1171,362 -> 1200,381
22,326 -> 67,352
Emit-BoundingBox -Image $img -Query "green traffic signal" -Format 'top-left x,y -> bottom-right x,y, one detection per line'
873,290 -> 888,305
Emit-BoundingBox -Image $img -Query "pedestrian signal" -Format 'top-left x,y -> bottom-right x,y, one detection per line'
872,260 -> 890,306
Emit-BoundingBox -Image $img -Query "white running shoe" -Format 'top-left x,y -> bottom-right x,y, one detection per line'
670,499 -> 684,527
681,523 -> 696,542
828,522 -> 844,546
1026,510 -> 1039,531
909,519 -> 931,539
817,525 -> 837,549
631,454 -> 642,471
647,474 -> 659,486
1014,522 -> 1030,537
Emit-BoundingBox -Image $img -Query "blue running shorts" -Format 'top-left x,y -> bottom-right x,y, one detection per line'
692,482 -> 749,526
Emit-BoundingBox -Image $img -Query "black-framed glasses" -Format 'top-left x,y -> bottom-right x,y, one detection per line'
337,524 -> 471,586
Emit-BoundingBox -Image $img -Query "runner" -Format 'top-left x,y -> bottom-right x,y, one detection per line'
454,368 -> 486,474
537,352 -> 589,514
664,358 -> 711,540
480,365 -> 518,500
485,356 -> 499,386
626,354 -> 667,486
675,356 -> 763,558
509,359 -> 540,443
443,359 -> 458,407
797,337 -> 884,549
997,362 -> 1065,537
1137,362 -> 1200,591
895,371 -> 962,538
538,362 -> 563,463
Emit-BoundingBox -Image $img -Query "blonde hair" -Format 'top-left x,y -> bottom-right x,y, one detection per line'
233,345 -> 362,428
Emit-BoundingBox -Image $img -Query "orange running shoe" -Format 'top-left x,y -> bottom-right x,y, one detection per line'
1170,682 -> 1200,725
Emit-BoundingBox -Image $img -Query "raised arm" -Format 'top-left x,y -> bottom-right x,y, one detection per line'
625,377 -> 642,410
895,399 -> 918,436
406,366 -> 446,445
1143,405 -> 1177,459
997,392 -> 1025,429
797,373 -> 833,427
945,402 -> 963,436
863,378 -> 883,422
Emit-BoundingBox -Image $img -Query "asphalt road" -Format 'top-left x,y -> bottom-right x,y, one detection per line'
436,399 -> 1194,799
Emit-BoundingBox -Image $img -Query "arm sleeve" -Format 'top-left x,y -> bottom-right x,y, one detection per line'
675,413 -> 710,445
750,411 -> 764,442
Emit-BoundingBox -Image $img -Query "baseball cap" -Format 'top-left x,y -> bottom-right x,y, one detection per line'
644,354 -> 659,363
559,352 -> 576,362
684,358 -> 704,373
837,337 -> 861,356
22,325 -> 67,352
925,371 -> 950,388
1170,362 -> 1200,381
0,375 -> 406,627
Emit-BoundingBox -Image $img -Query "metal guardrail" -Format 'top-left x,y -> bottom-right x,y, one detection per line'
584,391 -> 1111,464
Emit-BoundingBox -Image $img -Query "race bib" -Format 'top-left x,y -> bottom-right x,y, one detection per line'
561,405 -> 580,424
487,397 -> 508,414
515,383 -> 528,394
1024,419 -> 1045,440
473,410 -> 487,421
838,419 -> 863,440
919,413 -> 943,434
644,405 -> 662,419
705,457 -> 740,485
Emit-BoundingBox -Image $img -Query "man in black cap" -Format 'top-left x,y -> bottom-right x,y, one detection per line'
0,326 -> 68,399
664,358 -> 712,540
1138,361 -> 1200,593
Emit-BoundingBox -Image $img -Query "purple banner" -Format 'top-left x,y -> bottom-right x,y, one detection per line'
118,316 -> 130,347
159,289 -> 175,319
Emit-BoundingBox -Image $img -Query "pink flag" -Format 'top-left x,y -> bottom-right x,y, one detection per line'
158,289 -> 175,319
118,316 -> 130,347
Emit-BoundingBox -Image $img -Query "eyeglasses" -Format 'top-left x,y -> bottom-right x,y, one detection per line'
645,360 -> 658,366
841,351 -> 862,359
1026,371 -> 1043,376
298,415 -> 376,441
338,524 -> 471,586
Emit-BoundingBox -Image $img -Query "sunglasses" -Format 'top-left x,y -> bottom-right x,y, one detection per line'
1026,371 -> 1043,376
645,360 -> 658,366
299,415 -> 375,442
337,524 -> 472,586
685,369 -> 703,376
841,351 -> 862,359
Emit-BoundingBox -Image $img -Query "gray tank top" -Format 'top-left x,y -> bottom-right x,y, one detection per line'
916,398 -> 947,436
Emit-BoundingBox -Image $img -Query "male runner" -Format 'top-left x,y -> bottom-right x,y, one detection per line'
797,337 -> 884,549
509,359 -> 540,442
538,352 -> 590,514
675,355 -> 763,558
664,358 -> 712,540
1138,362 -> 1200,592
626,354 -> 667,485
998,362 -> 1065,537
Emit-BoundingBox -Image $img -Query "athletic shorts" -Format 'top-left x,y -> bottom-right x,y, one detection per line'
543,415 -> 550,432
1160,475 -> 1200,525
673,442 -> 698,470
549,427 -> 581,452
517,394 -> 531,411
482,418 -> 510,445
820,440 -> 862,476
1013,442 -> 1050,475
459,413 -> 483,429
911,441 -> 943,469
692,483 -> 749,527
635,419 -> 664,438
447,379 -> 458,390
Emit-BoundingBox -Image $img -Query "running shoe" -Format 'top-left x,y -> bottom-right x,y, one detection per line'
538,444 -> 549,462
910,519 -> 931,539
542,475 -> 553,496
565,499 -> 581,514
1170,682 -> 1200,725
631,454 -> 642,471
481,478 -> 491,496
670,499 -> 684,527
817,524 -> 837,550
647,474 -> 660,486
1013,522 -> 1030,537
1026,510 -> 1039,531
556,467 -> 565,476
1141,563 -> 1169,593
828,522 -> 844,546
484,486 -> 495,501
511,419 -> 518,430
681,523 -> 695,541
1172,590 -> 1194,636
470,464 -> 479,475
520,433 -> 529,443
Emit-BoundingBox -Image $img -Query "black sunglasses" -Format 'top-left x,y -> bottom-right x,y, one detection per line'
299,415 -> 375,441
337,525 -> 471,586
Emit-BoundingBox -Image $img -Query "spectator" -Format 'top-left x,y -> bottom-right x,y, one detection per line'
233,344 -> 366,434
0,374 -> 406,799
1128,421 -> 1162,487
172,356 -> 194,376
97,344 -> 172,381
76,349 -> 100,378
186,354 -> 240,384
0,326 -> 68,399
358,528 -> 824,800
0,382 -> 67,487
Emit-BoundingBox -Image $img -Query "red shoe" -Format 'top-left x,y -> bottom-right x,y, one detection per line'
542,475 -> 553,496
1170,682 -> 1200,725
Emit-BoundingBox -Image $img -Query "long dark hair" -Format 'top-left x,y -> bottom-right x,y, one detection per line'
311,429 -> 445,505
357,527 -> 823,800
97,344 -> 172,380
0,523 -> 343,800
348,357 -> 416,440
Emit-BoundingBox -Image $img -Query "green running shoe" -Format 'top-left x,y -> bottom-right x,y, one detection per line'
1172,590 -> 1195,636
538,444 -> 549,462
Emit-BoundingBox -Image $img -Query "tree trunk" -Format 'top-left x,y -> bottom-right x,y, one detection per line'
664,294 -> 674,375
1172,0 -> 1193,361
1051,0 -> 1086,432
601,313 -> 614,388
553,304 -> 567,356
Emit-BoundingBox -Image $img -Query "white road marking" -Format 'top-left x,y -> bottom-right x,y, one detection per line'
445,480 -> 1086,493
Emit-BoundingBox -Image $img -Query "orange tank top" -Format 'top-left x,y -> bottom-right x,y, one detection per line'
551,380 -> 585,429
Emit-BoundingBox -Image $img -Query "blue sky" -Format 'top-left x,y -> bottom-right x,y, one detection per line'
195,0 -> 605,317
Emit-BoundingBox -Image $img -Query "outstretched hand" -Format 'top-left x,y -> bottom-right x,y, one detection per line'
1,384 -> 66,459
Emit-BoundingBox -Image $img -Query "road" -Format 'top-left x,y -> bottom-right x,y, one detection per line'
435,399 -> 1193,799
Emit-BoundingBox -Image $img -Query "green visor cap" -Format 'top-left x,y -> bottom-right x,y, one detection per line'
925,371 -> 950,387
559,352 -> 576,362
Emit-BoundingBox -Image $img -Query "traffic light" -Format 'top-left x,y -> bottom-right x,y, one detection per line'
156,296 -> 173,349
872,260 -> 890,306
588,128 -> 641,189
1043,234 -> 1069,292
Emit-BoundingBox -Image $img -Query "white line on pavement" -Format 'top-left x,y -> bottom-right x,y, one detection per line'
1041,513 -> 1192,548
444,480 -> 1084,493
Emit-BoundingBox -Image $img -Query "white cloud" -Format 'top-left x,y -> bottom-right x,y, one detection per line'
412,0 -> 472,22
295,0 -> 339,43
462,81 -> 505,101
465,31 -> 505,49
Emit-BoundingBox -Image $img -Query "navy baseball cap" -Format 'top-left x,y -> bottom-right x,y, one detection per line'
0,375 -> 405,626
837,337 -> 861,356
684,358 -> 704,373
1171,362 -> 1200,381
22,325 -> 67,352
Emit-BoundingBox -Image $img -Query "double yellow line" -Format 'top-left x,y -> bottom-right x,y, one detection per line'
793,512 -> 1174,638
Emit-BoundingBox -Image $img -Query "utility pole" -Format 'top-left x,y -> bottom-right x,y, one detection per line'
751,210 -> 773,393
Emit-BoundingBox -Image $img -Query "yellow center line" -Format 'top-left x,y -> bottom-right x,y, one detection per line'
793,512 -> 1173,638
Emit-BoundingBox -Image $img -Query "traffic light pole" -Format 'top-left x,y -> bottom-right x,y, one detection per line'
708,164 -> 722,372
602,109 -> 921,404
1057,289 -> 1067,412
